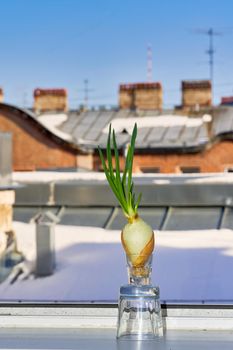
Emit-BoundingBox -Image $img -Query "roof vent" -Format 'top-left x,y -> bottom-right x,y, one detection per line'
202,114 -> 212,123
35,211 -> 60,276
122,128 -> 129,135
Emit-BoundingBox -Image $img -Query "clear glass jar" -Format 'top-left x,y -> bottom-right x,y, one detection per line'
116,254 -> 163,340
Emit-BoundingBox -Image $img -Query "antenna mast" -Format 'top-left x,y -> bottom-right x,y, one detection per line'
206,28 -> 215,83
193,27 -> 224,104
84,79 -> 89,110
194,27 -> 222,83
147,44 -> 153,82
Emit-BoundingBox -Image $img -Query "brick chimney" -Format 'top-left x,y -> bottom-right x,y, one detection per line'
182,80 -> 212,109
119,82 -> 162,110
34,88 -> 68,112
221,96 -> 233,106
0,88 -> 3,103
119,84 -> 134,109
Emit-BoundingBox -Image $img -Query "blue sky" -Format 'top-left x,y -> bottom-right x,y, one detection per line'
1,0 -> 233,108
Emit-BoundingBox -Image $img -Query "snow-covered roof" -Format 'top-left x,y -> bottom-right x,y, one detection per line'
102,115 -> 204,134
58,109 -> 210,150
3,102 -> 233,154
12,171 -> 233,231
37,113 -> 72,141
1,222 -> 233,303
4,172 -> 233,303
12,170 -> 233,184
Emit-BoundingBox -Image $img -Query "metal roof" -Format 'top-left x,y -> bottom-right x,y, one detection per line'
13,173 -> 233,231
2,102 -> 233,154
59,110 -> 212,151
32,105 -> 233,154
212,107 -> 233,135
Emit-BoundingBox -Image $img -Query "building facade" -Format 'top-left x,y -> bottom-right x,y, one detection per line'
0,103 -> 88,171
93,141 -> 233,174
1,102 -> 233,173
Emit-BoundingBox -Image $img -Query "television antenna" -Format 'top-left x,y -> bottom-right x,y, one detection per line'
193,27 -> 224,83
147,44 -> 153,82
78,79 -> 94,110
84,79 -> 91,109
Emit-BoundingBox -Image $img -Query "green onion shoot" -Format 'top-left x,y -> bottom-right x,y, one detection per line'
98,123 -> 154,268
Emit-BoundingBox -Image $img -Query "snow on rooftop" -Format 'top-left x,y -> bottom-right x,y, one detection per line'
37,113 -> 72,142
103,116 -> 205,134
13,171 -> 107,183
12,171 -> 233,185
1,222 -> 233,302
38,113 -> 68,126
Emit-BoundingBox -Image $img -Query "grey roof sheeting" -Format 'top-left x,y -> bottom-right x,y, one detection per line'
59,109 -> 213,152
2,102 -> 233,154
13,174 -> 233,231
212,107 -> 233,135
60,111 -> 82,134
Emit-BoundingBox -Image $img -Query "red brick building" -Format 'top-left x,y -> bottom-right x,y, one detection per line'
92,140 -> 233,173
0,103 -> 89,171
1,102 -> 233,173
221,96 -> 233,106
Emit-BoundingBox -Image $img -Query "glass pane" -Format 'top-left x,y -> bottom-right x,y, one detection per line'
221,207 -> 233,229
164,207 -> 222,230
59,207 -> 112,227
13,206 -> 60,223
110,207 -> 166,230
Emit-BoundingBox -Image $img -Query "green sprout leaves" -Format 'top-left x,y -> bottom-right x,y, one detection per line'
98,123 -> 142,219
